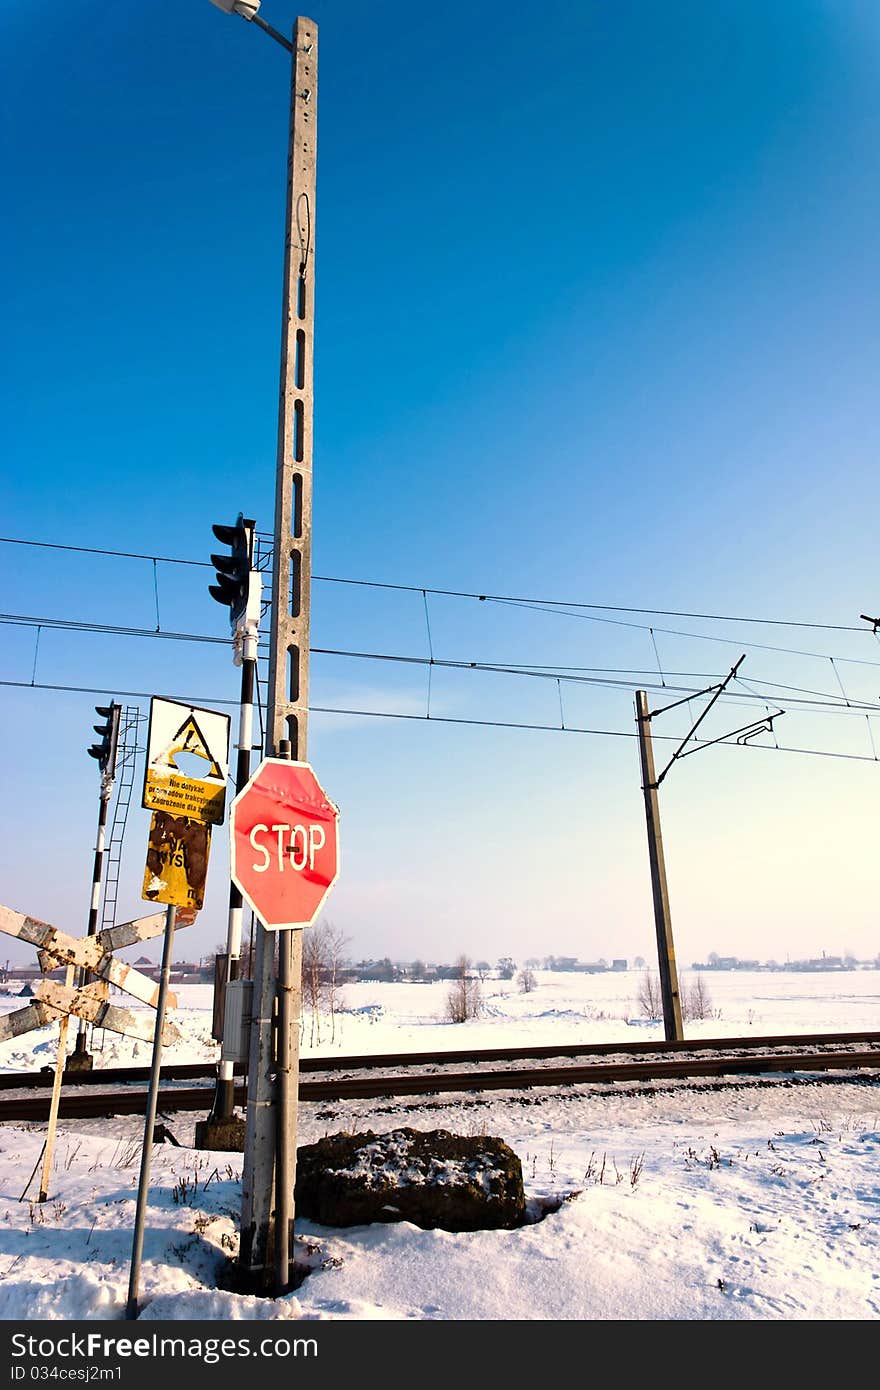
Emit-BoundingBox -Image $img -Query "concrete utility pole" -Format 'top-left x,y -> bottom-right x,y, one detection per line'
633,656 -> 765,1043
238,13 -> 317,1292
635,691 -> 683,1042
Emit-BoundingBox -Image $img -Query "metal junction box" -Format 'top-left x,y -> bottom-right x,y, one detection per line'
220,978 -> 253,1064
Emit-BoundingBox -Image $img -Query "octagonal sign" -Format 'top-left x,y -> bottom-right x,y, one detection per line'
230,758 -> 340,930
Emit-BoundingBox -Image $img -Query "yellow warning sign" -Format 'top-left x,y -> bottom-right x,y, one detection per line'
142,811 -> 212,911
143,698 -> 230,826
153,713 -> 224,777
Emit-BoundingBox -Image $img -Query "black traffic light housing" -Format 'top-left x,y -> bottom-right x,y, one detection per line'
88,702 -> 121,779
210,514 -> 256,630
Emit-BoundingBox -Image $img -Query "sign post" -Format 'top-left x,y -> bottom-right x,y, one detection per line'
39,964 -> 75,1202
231,757 -> 339,1292
125,697 -> 231,1317
125,904 -> 178,1321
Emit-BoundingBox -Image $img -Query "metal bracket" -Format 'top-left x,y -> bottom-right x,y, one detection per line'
735,713 -> 783,746
250,14 -> 294,53
652,656 -> 746,786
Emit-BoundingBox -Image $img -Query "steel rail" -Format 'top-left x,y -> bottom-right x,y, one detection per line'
1,1047 -> 879,1120
3,1028 -> 879,1091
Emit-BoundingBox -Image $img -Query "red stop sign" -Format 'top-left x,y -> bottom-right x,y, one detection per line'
229,758 -> 340,930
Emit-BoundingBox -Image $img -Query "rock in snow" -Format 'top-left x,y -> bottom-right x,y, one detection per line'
295,1128 -> 527,1232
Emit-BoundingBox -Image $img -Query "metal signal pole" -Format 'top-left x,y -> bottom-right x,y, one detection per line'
70,703 -> 122,1071
198,515 -> 261,1151
635,691 -> 683,1042
197,614 -> 258,1150
238,13 -> 317,1293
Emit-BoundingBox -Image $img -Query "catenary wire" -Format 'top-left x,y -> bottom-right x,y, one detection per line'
481,597 -> 880,668
1,678 -> 877,766
0,534 -> 869,635
4,611 -> 879,717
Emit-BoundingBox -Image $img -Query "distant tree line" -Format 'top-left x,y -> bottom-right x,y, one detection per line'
333,953 -> 646,984
691,951 -> 879,972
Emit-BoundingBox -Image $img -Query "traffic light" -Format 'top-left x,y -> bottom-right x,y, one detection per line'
88,702 -> 121,779
210,514 -> 257,632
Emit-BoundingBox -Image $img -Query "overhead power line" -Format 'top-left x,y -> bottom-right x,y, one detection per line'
4,610 -> 879,718
2,677 -> 877,766
0,534 -> 869,635
0,536 -> 210,568
1,613 -> 230,647
482,596 -> 880,667
7,606 -> 873,709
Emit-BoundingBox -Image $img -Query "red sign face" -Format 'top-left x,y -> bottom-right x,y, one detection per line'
230,759 -> 340,930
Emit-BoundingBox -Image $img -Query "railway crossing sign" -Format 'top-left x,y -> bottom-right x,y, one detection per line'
4,980 -> 178,1047
0,905 -> 183,1045
229,759 -> 340,930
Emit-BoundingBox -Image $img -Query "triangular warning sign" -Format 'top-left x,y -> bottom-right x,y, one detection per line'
153,714 -> 224,781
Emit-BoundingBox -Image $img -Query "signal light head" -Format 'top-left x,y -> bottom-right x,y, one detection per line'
87,702 -> 121,780
210,552 -> 245,577
211,523 -> 240,548
209,577 -> 245,605
209,514 -> 256,628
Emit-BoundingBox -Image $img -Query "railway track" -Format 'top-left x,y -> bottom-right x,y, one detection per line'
3,1028 -> 879,1090
1,1031 -> 879,1121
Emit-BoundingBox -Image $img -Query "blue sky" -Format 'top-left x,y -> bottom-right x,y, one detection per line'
2,1 -> 879,970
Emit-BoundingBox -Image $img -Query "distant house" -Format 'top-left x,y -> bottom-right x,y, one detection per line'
354,959 -> 402,983
611,959 -> 628,971
169,961 -> 205,985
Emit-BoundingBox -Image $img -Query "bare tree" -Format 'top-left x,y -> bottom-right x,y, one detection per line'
301,918 -> 349,1046
322,920 -> 348,1043
517,967 -> 536,994
443,955 -> 483,1023
301,928 -> 324,1048
635,969 -> 662,1021
681,973 -> 715,1022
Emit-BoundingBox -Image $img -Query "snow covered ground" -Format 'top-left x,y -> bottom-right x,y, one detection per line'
0,969 -> 878,1321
